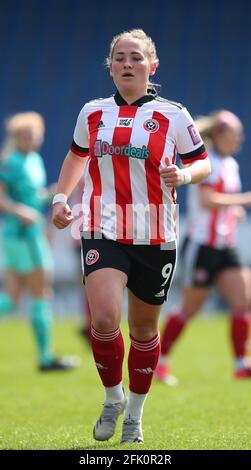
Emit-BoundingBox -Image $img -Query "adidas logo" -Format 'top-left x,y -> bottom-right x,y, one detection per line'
135,367 -> 153,374
97,120 -> 105,129
95,362 -> 108,370
154,289 -> 165,297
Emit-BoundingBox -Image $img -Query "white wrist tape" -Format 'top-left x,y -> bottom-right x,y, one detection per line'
182,170 -> 192,185
52,193 -> 68,205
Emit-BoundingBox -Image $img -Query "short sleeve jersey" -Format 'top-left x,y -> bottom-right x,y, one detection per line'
71,91 -> 207,244
0,150 -> 46,236
186,149 -> 241,248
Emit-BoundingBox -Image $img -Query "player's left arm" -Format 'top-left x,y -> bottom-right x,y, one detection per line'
160,107 -> 211,187
181,157 -> 211,184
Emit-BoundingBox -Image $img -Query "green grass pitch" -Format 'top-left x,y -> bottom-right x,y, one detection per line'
0,315 -> 251,450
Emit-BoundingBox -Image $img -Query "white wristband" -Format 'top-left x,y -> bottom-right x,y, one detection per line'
52,193 -> 68,205
182,170 -> 192,185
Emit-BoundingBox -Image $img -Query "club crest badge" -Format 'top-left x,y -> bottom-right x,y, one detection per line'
86,249 -> 100,265
143,119 -> 159,133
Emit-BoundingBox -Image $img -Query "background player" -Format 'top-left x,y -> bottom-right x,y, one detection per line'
155,110 -> 251,384
0,112 -> 79,371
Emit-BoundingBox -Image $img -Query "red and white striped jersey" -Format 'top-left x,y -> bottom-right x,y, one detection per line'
71,91 -> 207,244
186,150 -> 241,248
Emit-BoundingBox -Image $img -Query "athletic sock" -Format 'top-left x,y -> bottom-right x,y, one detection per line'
91,326 -> 125,387
0,293 -> 16,317
231,310 -> 249,365
124,391 -> 147,422
29,298 -> 53,366
161,307 -> 189,356
104,382 -> 125,404
128,333 -> 160,394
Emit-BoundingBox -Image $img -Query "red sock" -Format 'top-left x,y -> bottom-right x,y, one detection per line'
161,307 -> 189,355
128,334 -> 160,394
231,311 -> 249,359
91,326 -> 124,387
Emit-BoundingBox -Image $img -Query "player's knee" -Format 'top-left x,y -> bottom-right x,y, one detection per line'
93,318 -> 118,332
92,307 -> 119,332
28,285 -> 48,298
130,326 -> 158,342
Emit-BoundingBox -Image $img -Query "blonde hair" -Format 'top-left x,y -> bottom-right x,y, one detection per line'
106,28 -> 159,67
1,111 -> 45,158
195,110 -> 243,147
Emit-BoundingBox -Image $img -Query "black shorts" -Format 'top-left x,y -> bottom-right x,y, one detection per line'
81,235 -> 177,305
181,237 -> 242,288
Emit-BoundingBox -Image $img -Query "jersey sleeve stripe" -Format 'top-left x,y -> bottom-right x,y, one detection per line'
71,139 -> 89,157
181,150 -> 208,164
179,144 -> 207,163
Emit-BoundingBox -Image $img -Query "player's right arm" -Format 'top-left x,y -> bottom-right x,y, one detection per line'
198,186 -> 251,208
0,182 -> 40,225
55,150 -> 87,199
52,104 -> 90,230
197,156 -> 251,208
52,150 -> 88,229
